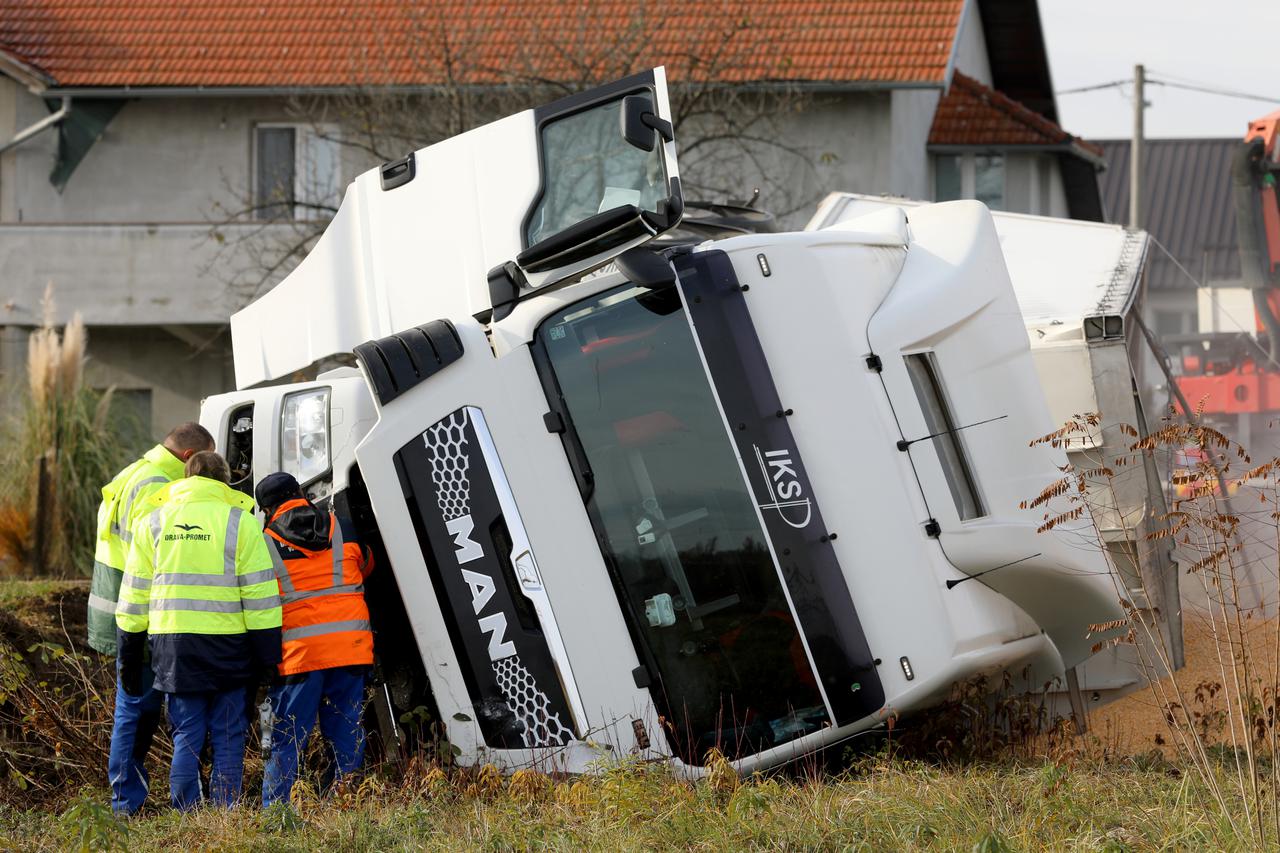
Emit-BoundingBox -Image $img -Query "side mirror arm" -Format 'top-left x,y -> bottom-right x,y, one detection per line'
642,112 -> 674,143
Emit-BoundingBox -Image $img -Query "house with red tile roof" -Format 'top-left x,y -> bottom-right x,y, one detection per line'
0,0 -> 1102,431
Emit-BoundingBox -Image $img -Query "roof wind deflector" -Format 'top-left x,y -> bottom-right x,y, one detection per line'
354,319 -> 463,405
380,152 -> 416,191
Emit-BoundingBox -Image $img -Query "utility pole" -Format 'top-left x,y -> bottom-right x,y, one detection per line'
1130,63 -> 1145,229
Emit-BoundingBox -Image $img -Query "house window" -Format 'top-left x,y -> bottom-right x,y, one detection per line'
903,352 -> 986,521
254,124 -> 341,221
973,154 -> 1004,210
935,155 -> 962,203
933,152 -> 1005,211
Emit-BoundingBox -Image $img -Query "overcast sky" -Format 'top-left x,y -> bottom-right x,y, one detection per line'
1040,0 -> 1280,141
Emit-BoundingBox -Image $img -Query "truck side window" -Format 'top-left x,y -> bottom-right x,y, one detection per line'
904,352 -> 986,520
226,403 -> 254,496
525,94 -> 666,247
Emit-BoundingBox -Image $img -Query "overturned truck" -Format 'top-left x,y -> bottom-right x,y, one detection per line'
201,69 -> 1165,774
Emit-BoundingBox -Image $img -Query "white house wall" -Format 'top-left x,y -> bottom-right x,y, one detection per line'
952,0 -> 993,86
889,88 -> 942,201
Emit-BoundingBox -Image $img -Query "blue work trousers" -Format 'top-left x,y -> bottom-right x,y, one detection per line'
108,661 -> 163,815
166,687 -> 248,811
262,667 -> 367,807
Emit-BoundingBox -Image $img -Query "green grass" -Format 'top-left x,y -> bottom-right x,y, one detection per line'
0,578 -> 84,606
0,758 -> 1250,852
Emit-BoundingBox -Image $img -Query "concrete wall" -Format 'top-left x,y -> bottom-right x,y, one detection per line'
83,326 -> 234,440
0,322 -> 233,440
0,86 -> 372,224
0,222 -> 298,327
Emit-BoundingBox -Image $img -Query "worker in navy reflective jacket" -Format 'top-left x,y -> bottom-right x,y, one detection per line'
117,451 -> 282,810
256,472 -> 375,807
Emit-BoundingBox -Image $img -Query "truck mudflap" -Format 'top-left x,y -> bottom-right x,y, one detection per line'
673,249 -> 885,725
394,405 -> 579,749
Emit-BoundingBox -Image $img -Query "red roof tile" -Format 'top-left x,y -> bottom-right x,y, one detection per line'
0,0 -> 965,89
930,71 -> 1103,157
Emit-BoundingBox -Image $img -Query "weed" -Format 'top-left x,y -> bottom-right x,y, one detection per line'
1030,411 -> 1280,846
971,830 -> 1013,852
259,801 -> 303,834
59,792 -> 129,852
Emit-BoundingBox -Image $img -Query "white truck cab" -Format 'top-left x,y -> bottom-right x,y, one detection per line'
202,69 -> 1130,774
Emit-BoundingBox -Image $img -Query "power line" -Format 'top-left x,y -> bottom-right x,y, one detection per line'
1150,79 -> 1280,105
1057,75 -> 1280,105
1057,80 -> 1129,95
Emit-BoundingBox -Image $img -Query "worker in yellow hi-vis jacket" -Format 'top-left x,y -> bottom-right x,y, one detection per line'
91,422 -> 214,816
116,450 -> 282,810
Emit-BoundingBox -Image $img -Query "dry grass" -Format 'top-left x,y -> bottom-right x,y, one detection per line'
1092,611 -> 1280,757
0,756 -> 1252,852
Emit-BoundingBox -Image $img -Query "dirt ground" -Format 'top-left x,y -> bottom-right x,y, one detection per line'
1088,608 -> 1280,755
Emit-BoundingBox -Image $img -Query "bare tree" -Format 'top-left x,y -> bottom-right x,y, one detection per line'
207,0 -> 819,300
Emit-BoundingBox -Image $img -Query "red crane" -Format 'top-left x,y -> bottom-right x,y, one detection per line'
1175,110 -> 1280,417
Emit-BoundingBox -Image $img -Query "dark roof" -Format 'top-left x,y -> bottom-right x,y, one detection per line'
976,0 -> 1056,123
1099,138 -> 1241,291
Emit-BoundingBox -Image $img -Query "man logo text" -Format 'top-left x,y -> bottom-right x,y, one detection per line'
446,515 -> 517,661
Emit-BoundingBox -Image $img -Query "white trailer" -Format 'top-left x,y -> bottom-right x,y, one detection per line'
202,70 -> 1127,774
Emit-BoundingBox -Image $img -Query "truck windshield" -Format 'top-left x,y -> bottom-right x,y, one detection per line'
537,283 -> 828,762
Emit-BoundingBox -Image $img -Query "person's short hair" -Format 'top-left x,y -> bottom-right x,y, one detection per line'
165,422 -> 215,453
185,450 -> 230,483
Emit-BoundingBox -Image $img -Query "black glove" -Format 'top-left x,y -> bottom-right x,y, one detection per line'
116,628 -> 148,697
119,661 -> 144,697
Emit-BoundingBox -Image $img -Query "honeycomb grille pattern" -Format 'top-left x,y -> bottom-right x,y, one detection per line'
424,408 -> 574,750
493,656 -> 574,747
426,410 -> 470,521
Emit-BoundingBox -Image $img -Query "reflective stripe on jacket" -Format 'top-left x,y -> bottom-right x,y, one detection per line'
116,476 -> 283,693
88,445 -> 185,655
265,499 -> 374,676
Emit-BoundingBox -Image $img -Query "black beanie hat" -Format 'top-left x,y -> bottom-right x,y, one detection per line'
255,472 -> 303,514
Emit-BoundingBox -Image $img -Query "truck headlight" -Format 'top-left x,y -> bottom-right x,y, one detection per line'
281,388 -> 330,485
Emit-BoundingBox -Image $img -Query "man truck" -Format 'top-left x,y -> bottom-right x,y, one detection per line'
201,69 -> 1149,774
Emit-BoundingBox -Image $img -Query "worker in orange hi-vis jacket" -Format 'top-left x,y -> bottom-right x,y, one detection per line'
254,472 -> 375,807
